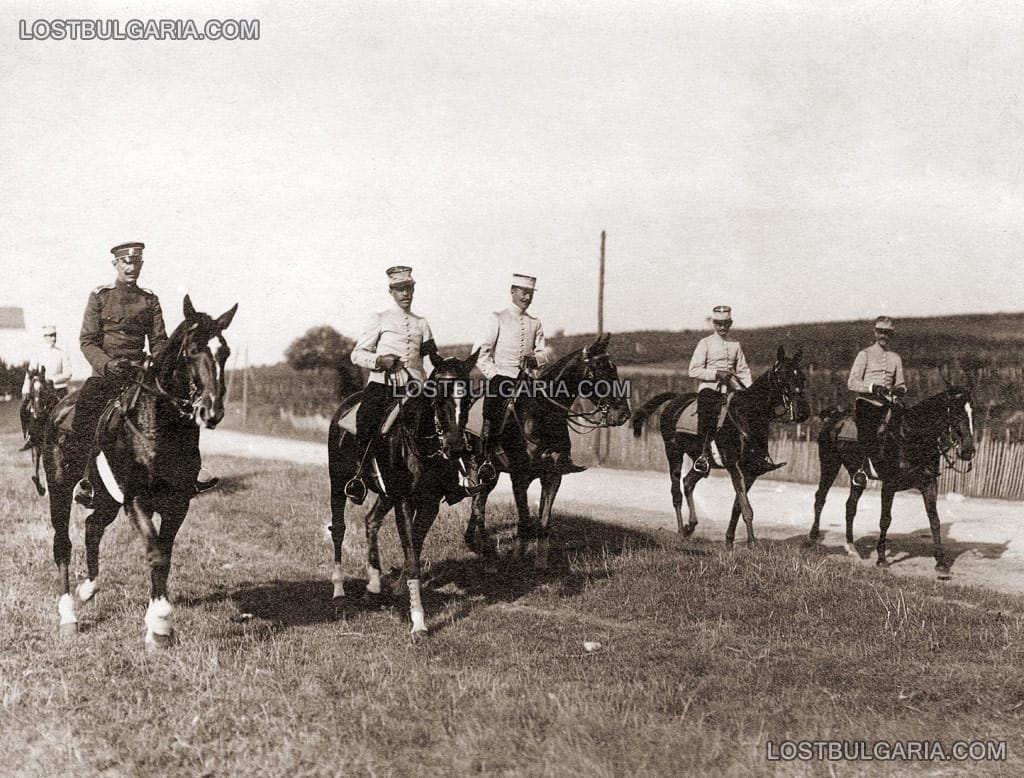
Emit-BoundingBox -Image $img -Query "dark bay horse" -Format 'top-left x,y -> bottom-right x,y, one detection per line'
24,367 -> 62,496
631,347 -> 809,545
43,296 -> 237,646
461,333 -> 632,569
327,353 -> 477,637
808,384 -> 976,574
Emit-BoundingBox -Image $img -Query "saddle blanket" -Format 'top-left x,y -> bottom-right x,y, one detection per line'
336,402 -> 401,438
674,397 -> 731,436
837,416 -> 859,442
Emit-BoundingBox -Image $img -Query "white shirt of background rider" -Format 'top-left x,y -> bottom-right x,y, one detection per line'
21,335 -> 73,394
475,286 -> 550,380
688,329 -> 752,394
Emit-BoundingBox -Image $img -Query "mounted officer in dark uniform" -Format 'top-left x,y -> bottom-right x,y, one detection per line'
71,242 -> 217,506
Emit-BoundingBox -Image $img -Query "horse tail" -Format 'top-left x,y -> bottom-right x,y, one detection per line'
631,392 -> 681,438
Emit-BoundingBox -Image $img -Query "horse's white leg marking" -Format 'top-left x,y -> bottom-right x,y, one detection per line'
844,542 -> 857,557
58,593 -> 78,635
407,579 -> 427,634
144,597 -> 175,648
965,402 -> 974,437
535,537 -> 550,570
366,564 -> 382,595
331,564 -> 346,599
76,578 -> 98,602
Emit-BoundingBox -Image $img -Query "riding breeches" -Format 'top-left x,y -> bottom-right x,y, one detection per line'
356,382 -> 393,455
697,389 -> 725,440
71,376 -> 124,443
854,398 -> 887,454
482,375 -> 518,436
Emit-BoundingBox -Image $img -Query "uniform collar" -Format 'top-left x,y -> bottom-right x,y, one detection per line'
391,302 -> 413,316
508,305 -> 529,317
114,279 -> 138,290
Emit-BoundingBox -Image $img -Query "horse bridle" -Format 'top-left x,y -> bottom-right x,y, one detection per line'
936,394 -> 974,473
767,360 -> 803,423
540,350 -> 619,432
133,328 -> 229,422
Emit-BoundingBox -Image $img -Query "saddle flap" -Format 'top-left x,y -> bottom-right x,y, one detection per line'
675,399 -> 699,435
837,416 -> 859,442
466,397 -> 484,439
338,402 -> 359,436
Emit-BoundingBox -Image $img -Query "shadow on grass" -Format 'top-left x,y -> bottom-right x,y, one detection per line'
798,521 -> 1009,571
201,469 -> 281,496
198,509 -> 681,638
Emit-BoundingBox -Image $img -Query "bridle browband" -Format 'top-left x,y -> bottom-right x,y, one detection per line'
131,326 -> 228,422
536,349 -> 620,432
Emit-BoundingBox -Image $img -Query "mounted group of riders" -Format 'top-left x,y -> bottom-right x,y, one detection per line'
21,242 -> 908,511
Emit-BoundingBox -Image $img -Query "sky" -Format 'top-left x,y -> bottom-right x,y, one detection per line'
2,0 -> 1023,370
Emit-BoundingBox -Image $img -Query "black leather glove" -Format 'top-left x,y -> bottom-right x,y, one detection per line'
105,357 -> 132,379
521,356 -> 539,371
871,384 -> 888,398
892,385 -> 907,398
715,369 -> 734,383
376,354 -> 401,371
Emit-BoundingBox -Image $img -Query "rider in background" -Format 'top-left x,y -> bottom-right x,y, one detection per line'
19,324 -> 72,450
688,305 -> 753,475
847,315 -> 906,486
474,273 -> 585,475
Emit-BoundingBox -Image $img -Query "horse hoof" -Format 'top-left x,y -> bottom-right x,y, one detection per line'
681,524 -> 696,538
410,626 -> 428,642
936,564 -> 952,578
58,621 -> 79,638
32,477 -> 45,497
145,630 -> 177,651
876,558 -> 889,568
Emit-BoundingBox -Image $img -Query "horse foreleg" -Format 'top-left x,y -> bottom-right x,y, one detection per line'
50,484 -> 76,636
727,467 -> 755,546
362,497 -> 389,597
510,471 -> 534,559
876,482 -> 896,568
393,500 -> 426,637
465,479 -> 498,557
920,480 -> 949,576
124,494 -> 177,649
534,473 -> 562,570
31,446 -> 46,496
328,457 -> 349,600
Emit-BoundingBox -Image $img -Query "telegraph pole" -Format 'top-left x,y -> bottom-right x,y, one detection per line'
597,230 -> 606,336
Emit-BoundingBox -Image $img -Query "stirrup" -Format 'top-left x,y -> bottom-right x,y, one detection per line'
344,476 -> 368,506
693,455 -> 710,475
851,468 -> 867,487
478,459 -> 498,484
74,478 -> 95,508
193,476 -> 220,497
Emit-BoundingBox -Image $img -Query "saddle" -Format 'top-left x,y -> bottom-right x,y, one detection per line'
835,406 -> 895,444
675,394 -> 734,435
337,401 -> 403,438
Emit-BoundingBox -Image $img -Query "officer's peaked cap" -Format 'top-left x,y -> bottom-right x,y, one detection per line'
111,242 -> 145,259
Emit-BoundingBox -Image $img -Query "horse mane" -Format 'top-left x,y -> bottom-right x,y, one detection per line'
154,319 -> 191,384
538,348 -> 580,380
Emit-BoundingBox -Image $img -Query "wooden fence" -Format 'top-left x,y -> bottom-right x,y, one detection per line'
573,424 -> 1024,501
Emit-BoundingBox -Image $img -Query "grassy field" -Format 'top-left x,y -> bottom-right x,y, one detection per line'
2,430 -> 1024,776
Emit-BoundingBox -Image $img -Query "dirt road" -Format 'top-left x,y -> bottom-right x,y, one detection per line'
201,429 -> 1024,597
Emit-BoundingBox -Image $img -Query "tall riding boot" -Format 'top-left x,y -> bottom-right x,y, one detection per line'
478,419 -> 498,484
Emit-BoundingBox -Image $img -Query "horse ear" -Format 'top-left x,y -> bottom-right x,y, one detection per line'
215,303 -> 239,331
466,348 -> 480,371
793,346 -> 803,362
582,345 -> 589,360
183,295 -> 196,319
776,345 -> 786,362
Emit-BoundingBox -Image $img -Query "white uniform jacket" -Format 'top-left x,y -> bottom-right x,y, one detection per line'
21,345 -> 73,393
350,304 -> 434,385
688,333 -> 752,393
474,306 -> 551,380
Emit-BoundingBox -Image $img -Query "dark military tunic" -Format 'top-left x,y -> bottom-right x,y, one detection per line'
80,281 -> 167,377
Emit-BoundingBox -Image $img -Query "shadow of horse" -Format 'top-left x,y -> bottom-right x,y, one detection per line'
199,470 -> 280,497
796,523 -> 1009,572
203,511 -> 666,638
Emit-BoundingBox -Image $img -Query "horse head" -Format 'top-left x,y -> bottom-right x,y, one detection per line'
768,345 -> 810,423
427,349 -> 479,459
580,333 -> 631,426
940,385 -> 976,463
27,366 -> 56,420
169,295 -> 238,429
